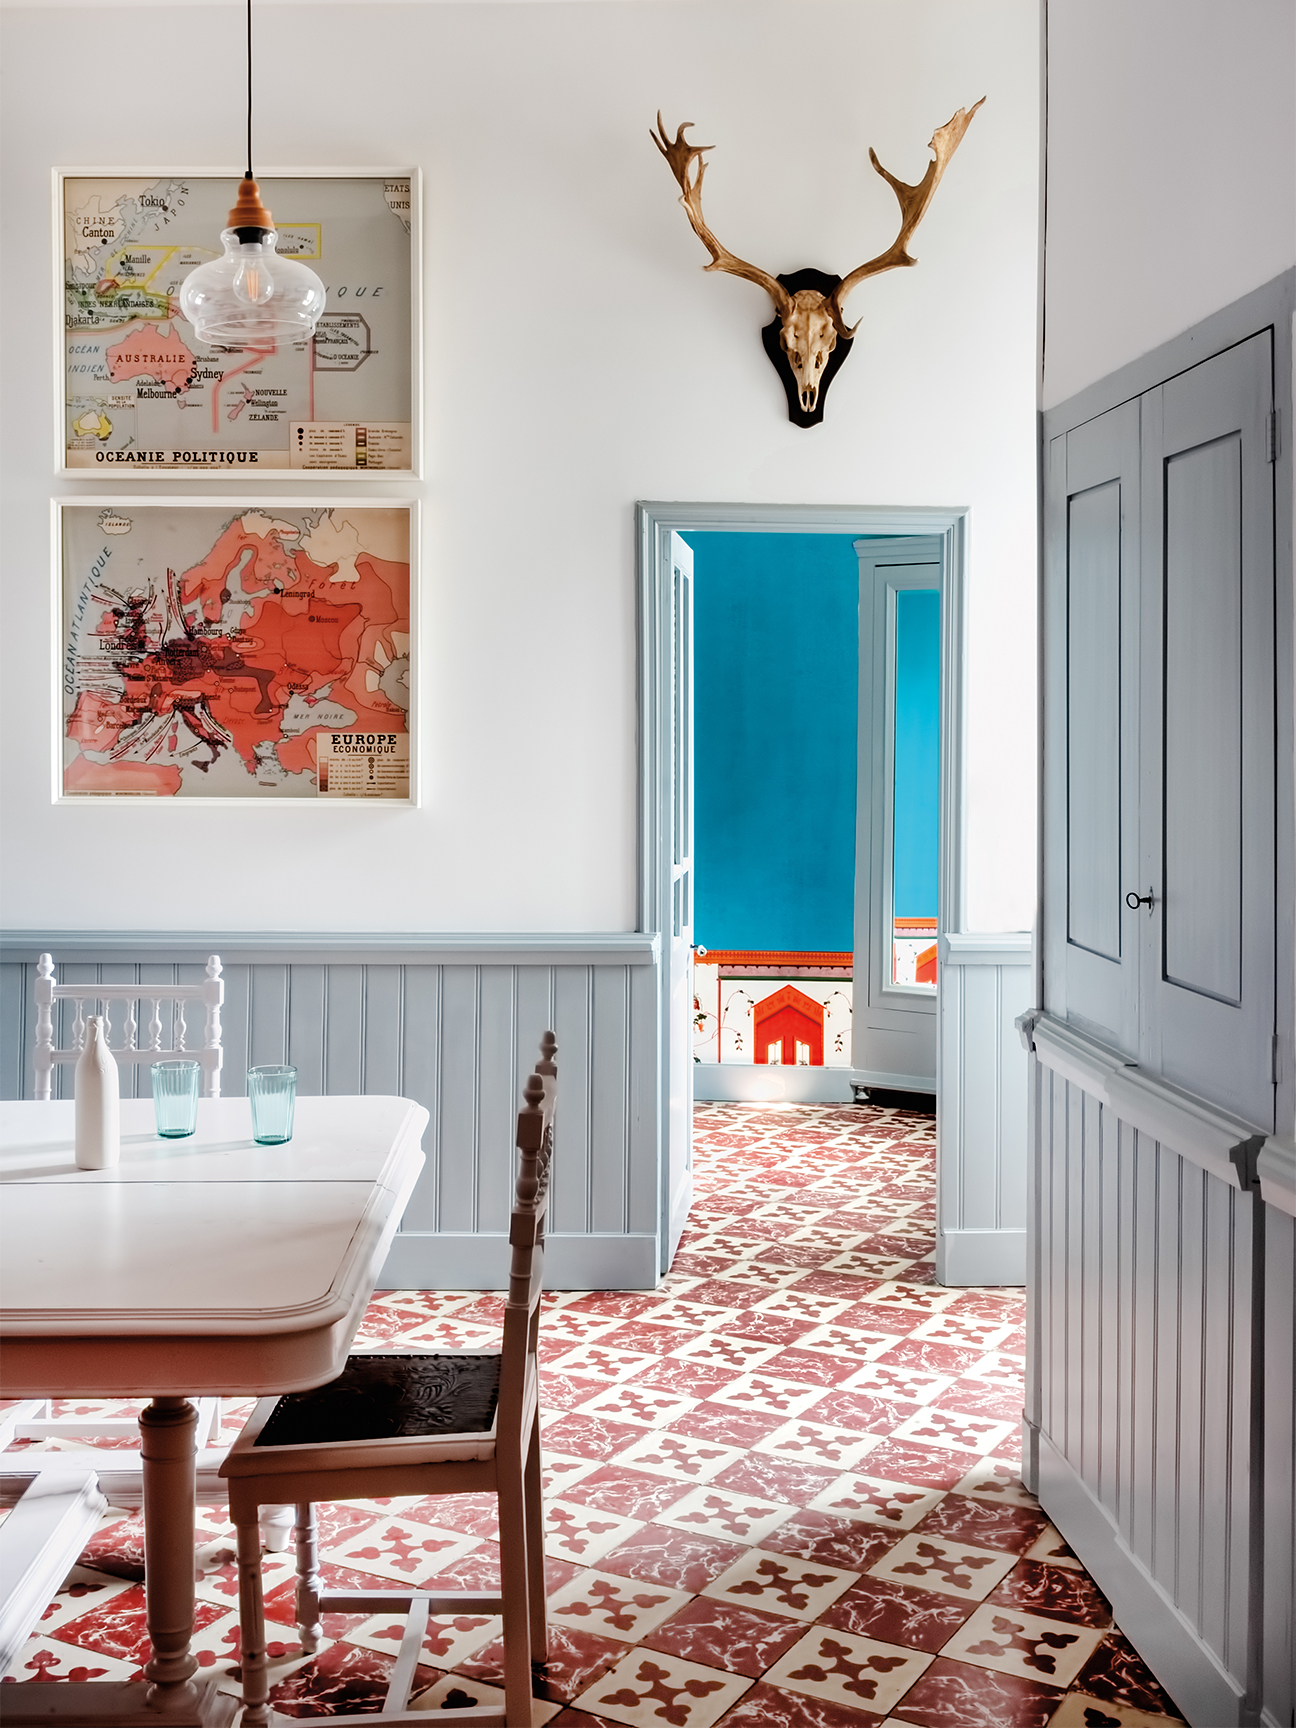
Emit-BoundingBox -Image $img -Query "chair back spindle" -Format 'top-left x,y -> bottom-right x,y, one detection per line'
502,1044 -> 558,1396
33,954 -> 224,1100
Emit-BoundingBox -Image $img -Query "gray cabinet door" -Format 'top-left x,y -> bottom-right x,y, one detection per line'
1043,331 -> 1275,1128
1139,333 -> 1275,1126
1043,399 -> 1142,1053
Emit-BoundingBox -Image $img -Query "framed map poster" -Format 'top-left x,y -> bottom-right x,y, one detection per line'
56,500 -> 416,803
57,170 -> 419,475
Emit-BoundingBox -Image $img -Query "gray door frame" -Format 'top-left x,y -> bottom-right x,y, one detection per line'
637,501 -> 969,1264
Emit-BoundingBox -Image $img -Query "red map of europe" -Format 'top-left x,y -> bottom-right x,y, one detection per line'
61,507 -> 411,798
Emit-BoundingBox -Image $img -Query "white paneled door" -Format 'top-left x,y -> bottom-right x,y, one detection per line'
1044,330 -> 1276,1128
852,538 -> 943,1093
665,531 -> 694,1261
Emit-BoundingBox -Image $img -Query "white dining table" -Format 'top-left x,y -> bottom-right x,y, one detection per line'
0,1093 -> 428,1725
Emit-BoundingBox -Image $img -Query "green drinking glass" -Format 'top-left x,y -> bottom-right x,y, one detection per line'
151,1060 -> 201,1138
248,1065 -> 297,1145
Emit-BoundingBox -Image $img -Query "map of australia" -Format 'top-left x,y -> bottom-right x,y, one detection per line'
63,175 -> 412,470
61,506 -> 411,798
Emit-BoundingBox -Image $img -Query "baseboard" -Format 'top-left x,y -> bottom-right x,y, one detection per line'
667,1172 -> 695,1269
693,1063 -> 856,1103
851,1067 -> 937,1094
1020,1415 -> 1040,1495
1036,1429 -> 1247,1727
379,1231 -> 661,1292
936,1227 -> 1026,1286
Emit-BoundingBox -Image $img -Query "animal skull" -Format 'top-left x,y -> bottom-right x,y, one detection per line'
779,290 -> 840,415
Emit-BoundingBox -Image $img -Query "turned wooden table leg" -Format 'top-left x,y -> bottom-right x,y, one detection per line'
139,1395 -> 200,1712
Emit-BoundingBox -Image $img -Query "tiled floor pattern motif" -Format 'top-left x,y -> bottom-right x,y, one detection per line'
2,1102 -> 1188,1727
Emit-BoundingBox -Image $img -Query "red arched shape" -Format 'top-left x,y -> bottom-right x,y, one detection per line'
754,984 -> 825,1066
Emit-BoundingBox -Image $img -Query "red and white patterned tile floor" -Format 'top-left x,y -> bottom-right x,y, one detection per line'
2,1102 -> 1188,1727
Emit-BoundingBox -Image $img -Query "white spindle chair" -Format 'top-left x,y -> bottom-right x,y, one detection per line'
15,954 -> 225,1456
33,952 -> 224,1101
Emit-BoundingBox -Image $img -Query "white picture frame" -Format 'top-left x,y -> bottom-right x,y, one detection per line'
55,167 -> 422,479
53,496 -> 420,807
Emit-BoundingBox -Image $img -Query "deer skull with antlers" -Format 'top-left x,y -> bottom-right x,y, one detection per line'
651,101 -> 984,425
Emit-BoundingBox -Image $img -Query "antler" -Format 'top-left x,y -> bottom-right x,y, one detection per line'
828,99 -> 985,338
651,113 -> 792,316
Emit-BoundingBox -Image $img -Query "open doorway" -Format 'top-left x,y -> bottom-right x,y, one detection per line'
639,503 -> 967,1269
684,530 -> 861,1101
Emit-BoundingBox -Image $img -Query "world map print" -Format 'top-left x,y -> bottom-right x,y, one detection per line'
61,506 -> 411,799
63,175 -> 412,471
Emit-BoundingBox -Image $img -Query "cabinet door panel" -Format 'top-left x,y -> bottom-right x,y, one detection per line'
1162,434 -> 1243,1003
1043,400 -> 1140,1053
1140,332 -> 1274,1126
1067,479 -> 1123,962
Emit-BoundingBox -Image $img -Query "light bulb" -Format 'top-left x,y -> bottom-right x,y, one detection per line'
233,248 -> 274,306
178,180 -> 326,347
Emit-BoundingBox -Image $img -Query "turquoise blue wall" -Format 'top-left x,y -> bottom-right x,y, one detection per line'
893,588 -> 941,919
686,533 -> 860,953
688,534 -> 941,952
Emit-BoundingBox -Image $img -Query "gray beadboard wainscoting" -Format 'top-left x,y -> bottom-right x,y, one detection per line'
1023,1013 -> 1296,1728
2,930 -> 1036,1293
936,932 -> 1032,1285
0,933 -> 662,1291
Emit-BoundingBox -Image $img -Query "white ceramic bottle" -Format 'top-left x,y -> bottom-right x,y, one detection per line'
74,1015 -> 120,1170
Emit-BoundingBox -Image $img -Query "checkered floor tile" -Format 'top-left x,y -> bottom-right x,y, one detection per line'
1,1101 -> 1188,1727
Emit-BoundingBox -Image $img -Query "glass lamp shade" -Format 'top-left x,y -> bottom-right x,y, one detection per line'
179,228 -> 326,346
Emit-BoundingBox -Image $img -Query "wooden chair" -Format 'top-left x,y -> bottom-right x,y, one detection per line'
220,1032 -> 559,1728
33,951 -> 224,1102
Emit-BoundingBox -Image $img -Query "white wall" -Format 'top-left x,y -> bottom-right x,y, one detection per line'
0,0 -> 1040,936
1043,0 -> 1296,410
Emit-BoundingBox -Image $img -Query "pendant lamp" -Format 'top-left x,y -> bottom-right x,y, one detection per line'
178,0 -> 325,346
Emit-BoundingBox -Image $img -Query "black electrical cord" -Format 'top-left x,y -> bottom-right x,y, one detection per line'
245,0 -> 254,181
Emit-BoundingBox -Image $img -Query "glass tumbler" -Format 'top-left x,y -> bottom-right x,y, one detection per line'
151,1060 -> 201,1138
248,1065 -> 297,1144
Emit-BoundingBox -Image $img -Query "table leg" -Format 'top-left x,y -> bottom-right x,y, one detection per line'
139,1395 -> 199,1710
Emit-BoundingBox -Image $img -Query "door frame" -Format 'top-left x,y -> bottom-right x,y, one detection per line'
637,502 -> 969,1257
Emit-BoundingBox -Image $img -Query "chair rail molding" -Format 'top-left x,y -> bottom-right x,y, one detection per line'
1026,1008 -> 1276,1193
1,931 -> 663,1291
